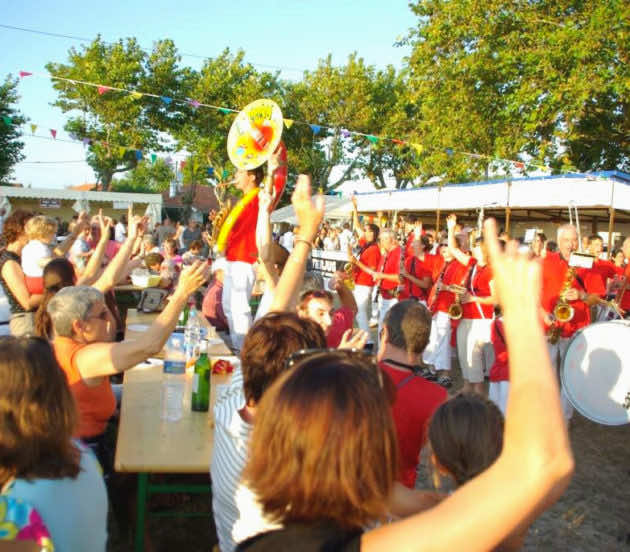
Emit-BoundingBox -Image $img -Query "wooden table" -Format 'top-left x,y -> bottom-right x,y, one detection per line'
115,310 -> 234,551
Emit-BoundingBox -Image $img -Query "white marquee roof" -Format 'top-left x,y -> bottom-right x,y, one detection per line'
0,187 -> 163,205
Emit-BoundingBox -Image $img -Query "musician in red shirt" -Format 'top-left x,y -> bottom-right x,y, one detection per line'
541,224 -> 605,419
423,217 -> 472,388
371,229 -> 402,340
221,147 -> 287,351
404,217 -> 424,258
349,196 -> 381,337
400,236 -> 435,305
445,215 -> 496,395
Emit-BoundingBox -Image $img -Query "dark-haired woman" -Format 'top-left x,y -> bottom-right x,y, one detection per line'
349,196 -> 381,336
0,336 -> 107,551
237,220 -> 574,552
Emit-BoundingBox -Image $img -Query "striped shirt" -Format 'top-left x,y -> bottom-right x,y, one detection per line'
210,373 -> 278,551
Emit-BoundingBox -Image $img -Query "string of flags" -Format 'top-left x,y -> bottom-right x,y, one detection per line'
13,69 -> 549,174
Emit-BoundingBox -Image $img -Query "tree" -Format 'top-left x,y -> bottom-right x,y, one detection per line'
111,158 -> 174,193
405,0 -> 630,180
0,76 -> 26,184
46,37 -> 189,190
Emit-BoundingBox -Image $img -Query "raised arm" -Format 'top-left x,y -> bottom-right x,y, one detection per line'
446,214 -> 472,266
53,211 -> 89,257
76,211 -> 111,286
362,219 -> 574,552
351,195 -> 363,239
269,175 -> 324,313
73,261 -> 210,378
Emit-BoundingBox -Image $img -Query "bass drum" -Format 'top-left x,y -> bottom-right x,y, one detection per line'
561,320 -> 630,425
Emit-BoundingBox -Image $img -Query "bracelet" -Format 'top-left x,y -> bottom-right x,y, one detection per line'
294,238 -> 313,249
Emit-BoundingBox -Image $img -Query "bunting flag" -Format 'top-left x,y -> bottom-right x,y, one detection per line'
50,129 -> 57,139
2,116 -> 11,125
411,143 -> 424,154
30,123 -> 37,134
283,118 -> 294,129
135,150 -> 143,161
19,71 -> 32,78
310,124 -> 321,135
341,129 -> 351,138
130,91 -> 143,100
392,139 -> 405,145
207,167 -> 214,177
151,153 -> 157,164
222,169 -> 229,179
97,86 -> 110,95
160,96 -> 173,105
514,161 -> 525,170
366,135 -> 379,144
82,137 -> 91,146
165,156 -> 173,166
189,99 -> 200,109
446,148 -> 454,156
218,108 -> 231,115
180,160 -> 187,170
118,146 -> 126,158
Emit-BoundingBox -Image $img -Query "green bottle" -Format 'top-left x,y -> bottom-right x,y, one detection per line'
191,340 -> 210,412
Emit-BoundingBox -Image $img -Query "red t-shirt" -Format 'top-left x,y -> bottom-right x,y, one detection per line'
462,264 -> 494,319
402,254 -> 435,301
489,318 -> 509,382
326,306 -> 355,348
540,252 -> 604,338
379,246 -> 401,299
590,259 -> 618,298
380,362 -> 447,488
433,258 -> 474,313
619,264 -> 630,311
354,241 -> 381,287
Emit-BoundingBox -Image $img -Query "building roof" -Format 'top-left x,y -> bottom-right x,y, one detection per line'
0,186 -> 163,204
162,185 -> 220,212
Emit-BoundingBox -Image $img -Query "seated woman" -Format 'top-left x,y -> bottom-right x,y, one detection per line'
236,220 -> 574,551
46,261 -> 209,459
0,336 -> 108,551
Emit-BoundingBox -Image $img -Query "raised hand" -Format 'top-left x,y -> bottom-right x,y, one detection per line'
338,328 -> 369,350
176,260 -> 210,297
292,175 -> 325,242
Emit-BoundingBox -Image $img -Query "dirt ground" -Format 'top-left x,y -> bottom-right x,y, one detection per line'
108,356 -> 630,551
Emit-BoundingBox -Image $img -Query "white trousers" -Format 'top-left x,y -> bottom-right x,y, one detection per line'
456,318 -> 493,383
547,337 -> 573,420
353,285 -> 373,334
378,296 -> 399,344
423,311 -> 451,372
222,261 -> 255,351
489,381 -> 509,415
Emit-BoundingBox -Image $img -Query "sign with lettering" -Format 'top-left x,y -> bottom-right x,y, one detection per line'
39,198 -> 61,209
310,249 -> 349,286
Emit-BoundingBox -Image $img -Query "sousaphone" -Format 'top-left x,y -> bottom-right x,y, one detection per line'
213,99 -> 287,254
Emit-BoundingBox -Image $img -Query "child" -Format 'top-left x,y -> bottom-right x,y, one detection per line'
181,240 -> 204,265
488,315 -> 509,414
69,223 -> 93,273
21,216 -> 58,295
428,394 -> 528,550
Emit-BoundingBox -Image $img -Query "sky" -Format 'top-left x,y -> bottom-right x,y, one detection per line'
0,0 -> 414,190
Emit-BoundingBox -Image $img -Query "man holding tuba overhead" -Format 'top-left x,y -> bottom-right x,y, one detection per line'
540,224 -> 605,419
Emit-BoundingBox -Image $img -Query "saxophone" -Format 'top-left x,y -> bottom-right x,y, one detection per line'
548,267 -> 576,344
208,181 -> 232,252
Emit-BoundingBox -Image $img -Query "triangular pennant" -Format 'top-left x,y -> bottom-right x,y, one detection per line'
165,156 -> 173,166
310,124 -> 321,135
411,143 -> 424,154
206,167 -> 215,177
82,137 -> 91,146
19,71 -> 32,78
2,116 -> 12,125
366,135 -> 379,144
218,108 -> 231,115
130,91 -> 143,100
445,148 -> 454,157
30,124 -> 37,134
97,86 -> 110,95
189,99 -> 201,109
222,169 -> 229,179
160,96 -> 173,105
135,150 -> 143,161
341,129 -> 352,138
392,139 -> 405,145
50,129 -> 57,139
283,118 -> 294,129
151,153 -> 157,164
514,161 -> 525,170
118,146 -> 127,158
180,160 -> 187,170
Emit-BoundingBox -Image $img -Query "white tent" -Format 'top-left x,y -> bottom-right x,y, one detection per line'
271,196 -> 353,225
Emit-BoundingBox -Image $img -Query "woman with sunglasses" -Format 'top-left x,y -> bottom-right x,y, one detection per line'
0,336 -> 107,551
237,220 -> 574,551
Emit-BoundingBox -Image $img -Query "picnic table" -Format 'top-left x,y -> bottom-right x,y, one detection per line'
115,309 -> 234,551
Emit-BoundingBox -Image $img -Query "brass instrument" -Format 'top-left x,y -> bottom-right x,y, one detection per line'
447,284 -> 467,320
342,262 -> 356,290
548,267 -> 576,344
208,198 -> 232,251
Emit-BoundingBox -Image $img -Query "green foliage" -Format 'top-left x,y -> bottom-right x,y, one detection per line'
406,0 -> 629,180
111,158 -> 174,193
0,76 -> 26,184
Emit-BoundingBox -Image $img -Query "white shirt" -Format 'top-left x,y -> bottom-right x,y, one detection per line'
210,380 -> 279,551
279,231 -> 294,251
339,228 -> 354,251
21,240 -> 52,277
114,222 -> 127,243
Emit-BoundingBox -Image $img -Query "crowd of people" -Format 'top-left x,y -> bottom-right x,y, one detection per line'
6,159 -> 628,550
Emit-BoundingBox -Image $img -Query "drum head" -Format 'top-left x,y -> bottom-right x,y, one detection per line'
227,99 -> 283,170
562,320 -> 630,425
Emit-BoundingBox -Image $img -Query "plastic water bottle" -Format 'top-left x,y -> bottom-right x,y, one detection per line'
161,335 -> 186,422
184,306 -> 202,368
